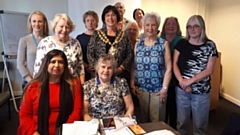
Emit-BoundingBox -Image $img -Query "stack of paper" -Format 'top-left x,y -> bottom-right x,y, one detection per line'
62,120 -> 99,135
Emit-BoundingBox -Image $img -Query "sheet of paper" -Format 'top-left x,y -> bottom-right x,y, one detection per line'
62,120 -> 99,135
144,129 -> 175,135
114,116 -> 136,129
104,127 -> 134,135
62,123 -> 75,135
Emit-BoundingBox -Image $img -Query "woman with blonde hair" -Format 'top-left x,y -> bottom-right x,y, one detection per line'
173,15 -> 218,135
33,13 -> 85,84
17,11 -> 49,88
124,21 -> 139,48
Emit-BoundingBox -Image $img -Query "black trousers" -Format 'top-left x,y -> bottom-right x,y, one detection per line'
164,75 -> 177,129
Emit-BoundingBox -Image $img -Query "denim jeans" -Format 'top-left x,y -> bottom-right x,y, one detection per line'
175,86 -> 210,135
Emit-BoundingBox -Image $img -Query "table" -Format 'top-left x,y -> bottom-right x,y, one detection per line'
139,121 -> 180,135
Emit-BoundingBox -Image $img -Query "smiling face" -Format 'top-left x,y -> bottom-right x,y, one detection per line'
97,61 -> 113,83
127,23 -> 139,39
54,19 -> 70,41
104,10 -> 118,27
85,15 -> 97,31
144,18 -> 158,37
48,55 -> 64,78
187,19 -> 202,39
134,9 -> 144,22
164,18 -> 178,35
30,14 -> 44,33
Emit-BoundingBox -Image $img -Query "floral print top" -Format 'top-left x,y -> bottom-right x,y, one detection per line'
83,77 -> 130,119
33,36 -> 84,78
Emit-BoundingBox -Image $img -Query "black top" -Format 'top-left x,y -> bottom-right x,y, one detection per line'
76,33 -> 91,64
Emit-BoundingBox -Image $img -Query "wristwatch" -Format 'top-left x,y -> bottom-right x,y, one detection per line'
163,86 -> 168,90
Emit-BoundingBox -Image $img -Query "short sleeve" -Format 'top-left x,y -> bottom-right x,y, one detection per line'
118,78 -> 130,97
83,79 -> 95,101
207,40 -> 218,58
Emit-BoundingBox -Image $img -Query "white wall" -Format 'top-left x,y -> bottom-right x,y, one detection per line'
207,0 -> 240,106
0,0 -> 68,24
68,0 -> 141,37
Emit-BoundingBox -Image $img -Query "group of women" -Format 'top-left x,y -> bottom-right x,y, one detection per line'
17,3 -> 217,135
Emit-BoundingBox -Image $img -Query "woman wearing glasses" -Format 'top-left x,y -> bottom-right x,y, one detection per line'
173,15 -> 218,135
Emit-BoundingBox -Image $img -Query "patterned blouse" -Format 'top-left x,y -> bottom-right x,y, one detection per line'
33,36 -> 84,78
175,39 -> 218,94
83,77 -> 130,119
87,28 -> 133,80
135,37 -> 166,93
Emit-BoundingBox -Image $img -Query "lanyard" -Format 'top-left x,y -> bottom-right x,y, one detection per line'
97,77 -> 114,85
31,34 -> 39,47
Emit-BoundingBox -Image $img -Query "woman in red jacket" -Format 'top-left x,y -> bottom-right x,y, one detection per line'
18,49 -> 82,135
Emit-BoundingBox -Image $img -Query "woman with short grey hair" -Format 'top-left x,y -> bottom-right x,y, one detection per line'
139,12 -> 161,39
131,12 -> 172,123
83,54 -> 134,120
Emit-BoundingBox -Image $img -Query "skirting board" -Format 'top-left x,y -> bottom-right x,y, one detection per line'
220,92 -> 240,107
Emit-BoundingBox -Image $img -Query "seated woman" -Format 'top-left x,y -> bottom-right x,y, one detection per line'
18,49 -> 82,135
83,54 -> 134,120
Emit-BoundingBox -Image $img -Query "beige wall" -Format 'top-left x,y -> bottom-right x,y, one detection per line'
141,0 -> 208,36
207,0 -> 240,106
141,0 -> 240,106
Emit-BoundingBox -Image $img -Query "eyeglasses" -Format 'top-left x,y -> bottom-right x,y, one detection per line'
187,25 -> 200,30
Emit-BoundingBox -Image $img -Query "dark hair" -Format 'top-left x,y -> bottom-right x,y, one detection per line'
22,49 -> 73,102
101,5 -> 120,24
33,49 -> 73,86
161,17 -> 182,36
133,8 -> 145,20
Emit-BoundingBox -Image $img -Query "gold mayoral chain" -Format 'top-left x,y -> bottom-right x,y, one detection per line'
97,30 -> 124,56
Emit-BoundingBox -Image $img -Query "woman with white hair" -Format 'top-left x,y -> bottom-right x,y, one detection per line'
130,12 -> 172,122
33,13 -> 85,84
